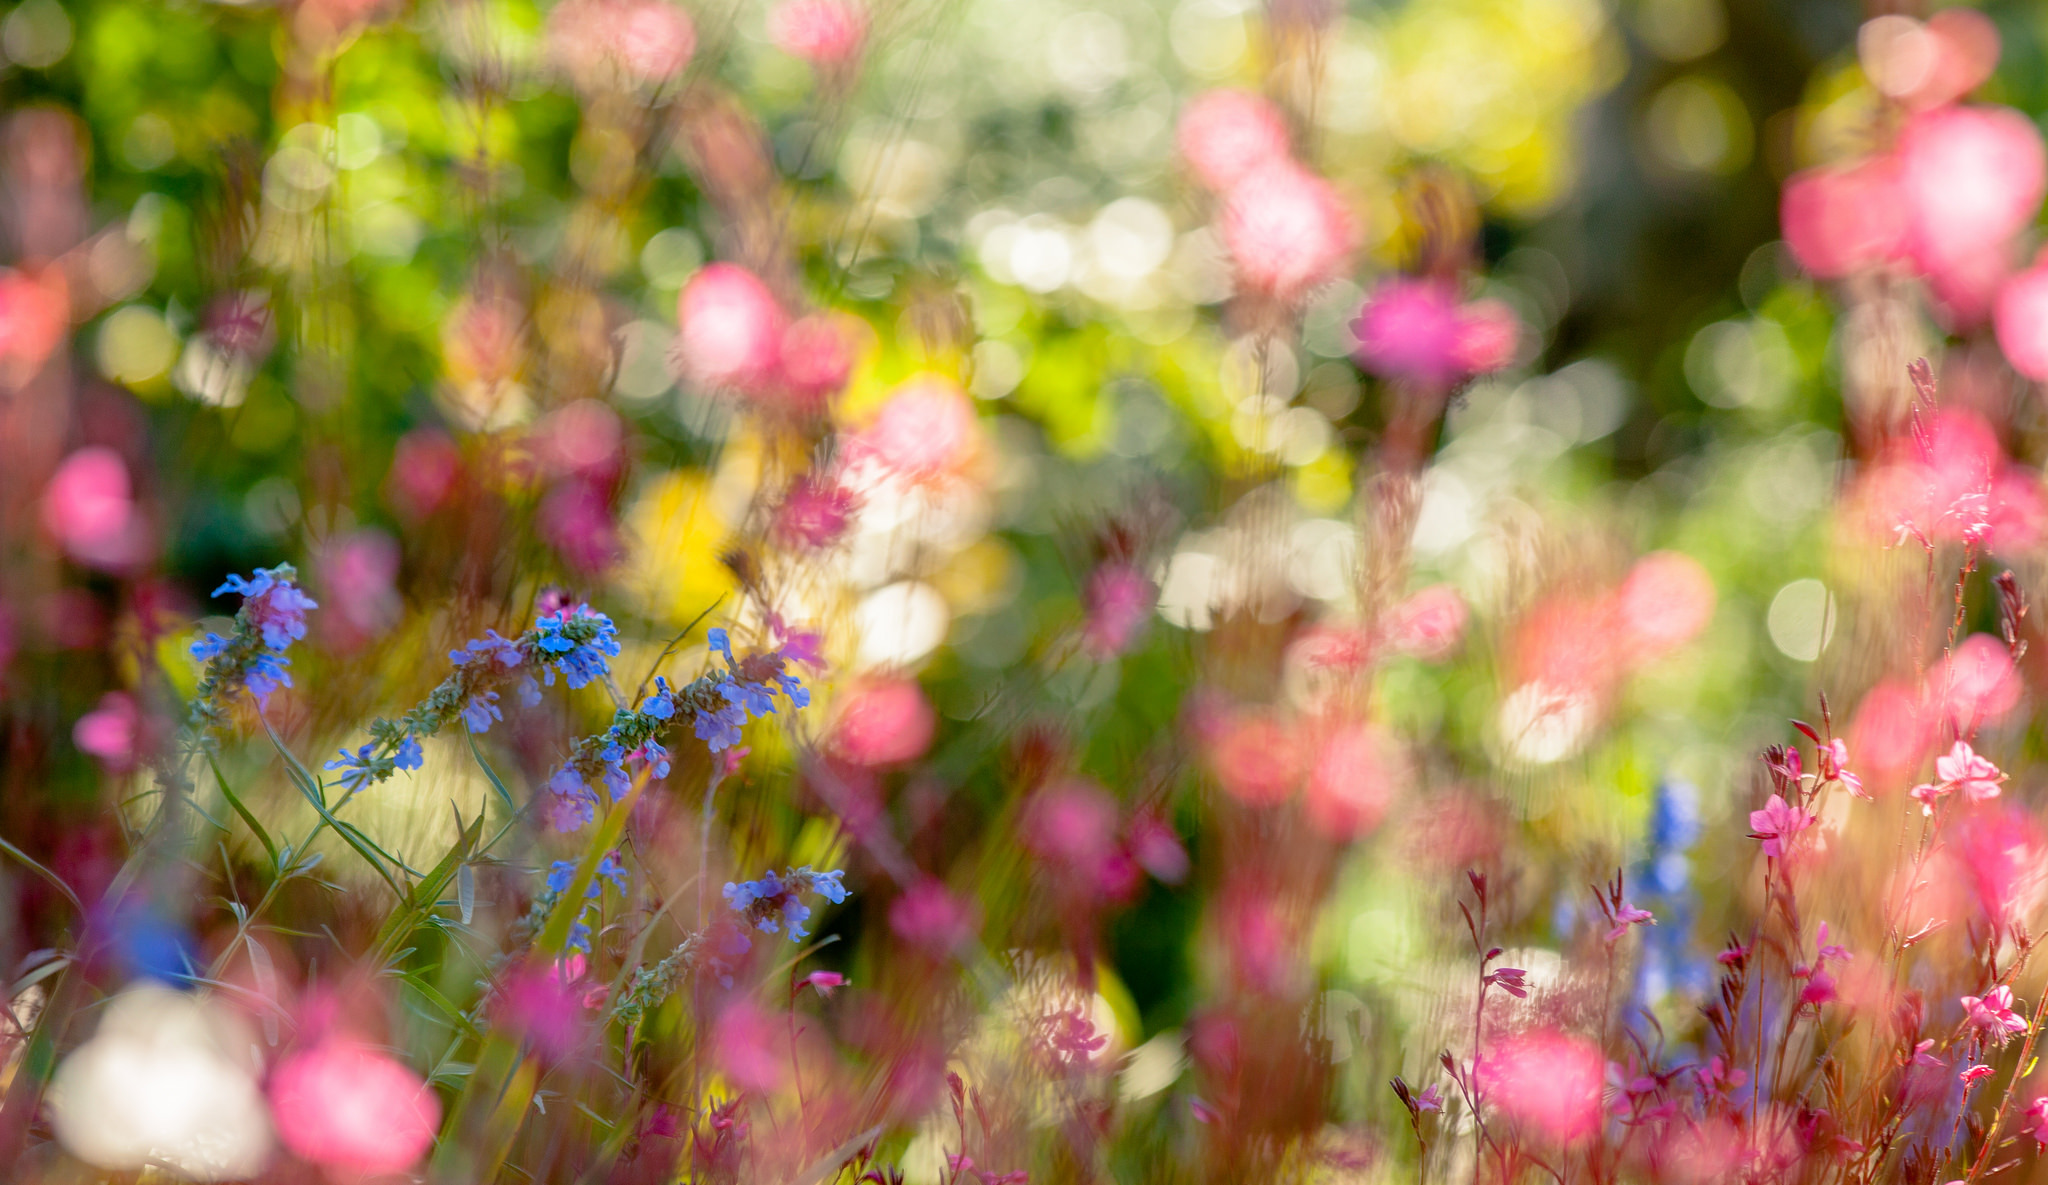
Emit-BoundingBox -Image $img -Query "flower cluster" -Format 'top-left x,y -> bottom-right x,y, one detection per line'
545,851 -> 628,955
723,866 -> 849,942
188,566 -> 319,738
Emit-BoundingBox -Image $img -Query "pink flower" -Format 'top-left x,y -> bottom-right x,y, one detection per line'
1412,1083 -> 1444,1113
1616,551 -> 1716,658
1896,105 -> 2046,279
1996,257 -> 2048,379
800,970 -> 847,997
42,447 -> 148,571
1177,89 -> 1292,193
1478,1030 -> 1606,1144
773,475 -> 859,550
1205,707 -> 1304,806
830,677 -> 935,766
385,428 -> 462,520
777,313 -> 857,406
768,0 -> 867,66
1799,970 -> 1837,1007
1961,1063 -> 1995,1087
1452,298 -> 1522,374
1081,562 -> 1154,659
1951,808 -> 2048,926
1818,738 -> 1866,800
1305,723 -> 1404,839
888,878 -> 977,955
534,399 -> 624,482
1961,984 -> 2028,1044
1605,902 -> 1655,944
711,1001 -> 786,1092
1938,634 -> 2022,727
1220,164 -> 1352,299
73,692 -> 140,774
317,529 -> 402,650
677,263 -> 788,394
1352,278 -> 1464,388
1383,585 -> 1467,661
549,0 -> 696,90
0,266 -> 68,382
1748,794 -> 1814,859
850,375 -> 982,483
2021,1096 -> 2048,1147
1935,740 -> 2003,801
268,1039 -> 441,1173
1780,159 -> 1908,279
1127,812 -> 1189,883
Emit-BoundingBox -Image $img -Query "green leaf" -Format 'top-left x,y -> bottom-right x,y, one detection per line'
259,713 -> 402,899
0,834 -> 82,915
465,726 -> 518,816
207,753 -> 279,869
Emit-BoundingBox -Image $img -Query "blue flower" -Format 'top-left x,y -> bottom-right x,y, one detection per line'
546,860 -> 578,894
643,677 -> 677,721
708,628 -> 734,664
783,899 -> 814,941
215,568 -> 318,651
450,629 -> 523,669
394,735 -> 424,772
325,743 -> 379,794
532,606 -> 621,690
566,919 -> 592,955
191,632 -> 229,662
694,698 -> 747,753
596,850 -> 629,894
516,675 -> 542,708
243,649 -> 293,703
723,678 -> 778,718
461,691 -> 502,733
807,867 -> 849,905
776,673 -> 811,709
723,867 -> 849,943
642,739 -> 672,779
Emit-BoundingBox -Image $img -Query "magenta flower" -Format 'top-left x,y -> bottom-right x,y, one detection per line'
1818,737 -> 1867,799
1748,794 -> 1815,859
2022,1096 -> 2048,1147
1961,1063 -> 1996,1087
1961,984 -> 2028,1044
1604,902 -> 1655,944
1936,740 -> 2004,801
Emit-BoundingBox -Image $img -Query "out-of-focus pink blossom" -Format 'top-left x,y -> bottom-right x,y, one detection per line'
1453,299 -> 1522,374
678,264 -> 787,394
1204,707 -> 1304,806
74,692 -> 140,774
1384,584 -> 1467,661
549,0 -> 697,90
1896,105 -> 2045,279
768,0 -> 868,66
1220,164 -> 1352,300
1127,812 -> 1188,883
1749,794 -> 1814,859
538,481 -> 622,574
1936,740 -> 2004,802
2021,1096 -> 2048,1147
1082,562 -> 1154,659
1780,160 -> 1908,279
830,677 -> 935,766
774,474 -> 859,550
1477,1030 -> 1605,1143
268,1039 -> 440,1174
1887,9 -> 2001,112
534,400 -> 625,482
1176,89 -> 1291,193
1352,278 -> 1462,388
1024,779 -> 1124,895
1937,634 -> 2022,728
711,1001 -> 785,1092
1995,255 -> 2048,380
1616,551 -> 1716,657
1848,679 -> 1927,783
1849,408 -> 2045,551
385,428 -> 462,520
888,878 -> 977,955
1961,984 -> 2028,1044
1304,723 -> 1404,839
1510,596 -> 1618,695
42,447 -> 148,571
1950,808 -> 2048,927
0,266 -> 66,381
800,970 -> 847,997
849,375 -> 981,484
1605,902 -> 1655,944
318,529 -> 402,650
495,960 -> 596,1058
777,314 -> 857,407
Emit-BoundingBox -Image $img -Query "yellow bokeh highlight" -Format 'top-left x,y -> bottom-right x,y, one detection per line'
615,469 -> 737,627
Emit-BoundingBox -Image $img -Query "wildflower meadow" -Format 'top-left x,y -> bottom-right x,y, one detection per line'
12,0 -> 2048,1181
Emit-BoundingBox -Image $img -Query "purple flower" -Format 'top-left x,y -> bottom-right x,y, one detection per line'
461,691 -> 502,733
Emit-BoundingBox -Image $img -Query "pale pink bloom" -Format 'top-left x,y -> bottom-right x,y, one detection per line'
73,692 -> 140,773
1814,921 -> 1851,965
1204,707 -> 1304,806
1304,723 -> 1404,839
1616,552 -> 1716,657
1478,1030 -> 1606,1143
1939,634 -> 2022,726
1220,163 -> 1353,299
2021,1095 -> 2048,1147
534,399 -> 624,481
1412,1083 -> 1444,1113
1748,794 -> 1814,859
268,1039 -> 440,1173
42,447 -> 147,571
830,677 -> 935,766
800,970 -> 847,997
1995,256 -> 2048,380
888,878 -> 976,955
773,475 -> 859,550
1961,1063 -> 1996,1087
1849,679 -> 1926,781
850,375 -> 981,483
711,1001 -> 785,1092
777,313 -> 857,406
1961,984 -> 2028,1044
1127,812 -> 1189,883
678,263 -> 787,394
538,481 -> 622,574
1895,9 -> 2001,112
1818,737 -> 1867,799
1452,298 -> 1522,374
1081,562 -> 1154,659
1936,740 -> 2003,801
1352,278 -> 1464,388
1911,781 -> 1948,814
768,0 -> 868,66
385,428 -> 462,520
1176,89 -> 1292,193
1605,902 -> 1655,944
317,529 -> 402,649
1896,105 -> 2046,279
549,0 -> 697,90
1849,408 -> 2044,550
1951,808 -> 2048,925
1780,159 -> 1908,279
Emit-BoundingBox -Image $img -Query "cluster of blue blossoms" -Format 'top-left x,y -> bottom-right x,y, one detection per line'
722,866 -> 849,943
546,851 -> 629,954
693,628 -> 811,753
189,566 -> 319,737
